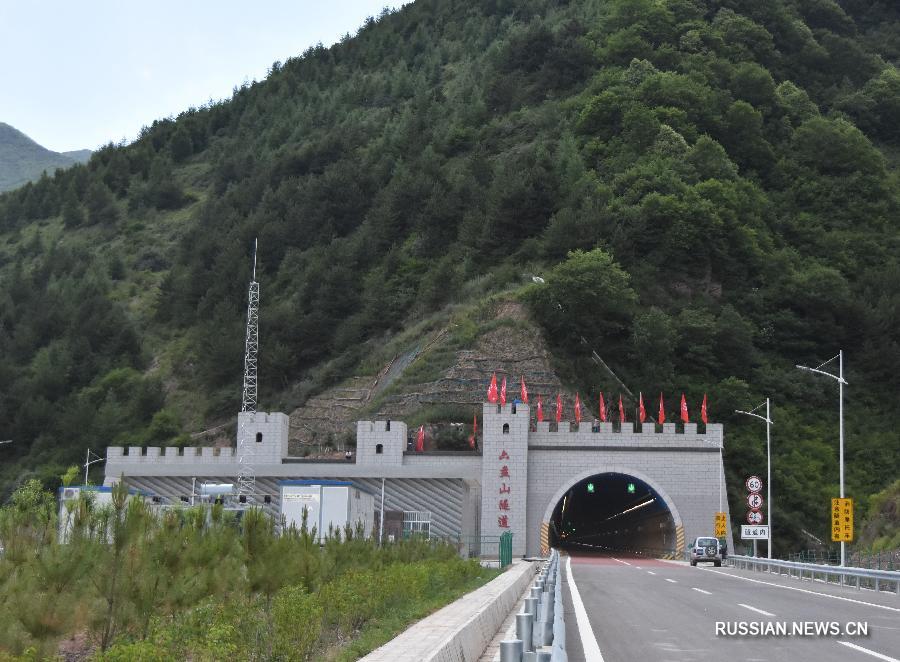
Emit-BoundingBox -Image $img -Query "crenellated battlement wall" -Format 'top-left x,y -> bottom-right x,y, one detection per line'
355,419 -> 408,466
107,411 -> 290,466
104,402 -> 732,558
479,402 -> 722,449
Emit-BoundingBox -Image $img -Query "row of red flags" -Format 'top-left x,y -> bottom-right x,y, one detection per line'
486,373 -> 709,424
413,376 -> 711,452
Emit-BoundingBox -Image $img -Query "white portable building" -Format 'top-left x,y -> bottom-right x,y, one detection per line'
57,485 -> 145,542
279,480 -> 375,542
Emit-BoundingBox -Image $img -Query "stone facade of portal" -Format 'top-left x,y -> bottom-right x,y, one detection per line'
105,403 -> 733,558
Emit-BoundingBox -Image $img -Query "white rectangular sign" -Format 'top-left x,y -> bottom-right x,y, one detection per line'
741,525 -> 769,540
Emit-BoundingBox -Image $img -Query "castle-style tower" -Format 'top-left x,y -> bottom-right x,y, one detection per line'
480,402 -> 530,557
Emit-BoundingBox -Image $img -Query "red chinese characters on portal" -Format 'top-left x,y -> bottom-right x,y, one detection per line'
498,449 -> 512,528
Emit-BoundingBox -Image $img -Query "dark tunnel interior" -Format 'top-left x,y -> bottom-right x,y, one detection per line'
550,473 -> 676,555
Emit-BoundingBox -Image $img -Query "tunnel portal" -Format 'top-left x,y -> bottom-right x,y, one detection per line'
550,472 -> 676,555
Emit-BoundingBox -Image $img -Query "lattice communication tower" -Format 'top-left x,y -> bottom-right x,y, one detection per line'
237,239 -> 259,501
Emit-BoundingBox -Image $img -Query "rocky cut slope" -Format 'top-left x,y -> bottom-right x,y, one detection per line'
287,299 -> 570,453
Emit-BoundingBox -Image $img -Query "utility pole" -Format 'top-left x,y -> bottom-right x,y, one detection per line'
237,239 -> 260,502
379,478 -> 385,545
797,351 -> 847,566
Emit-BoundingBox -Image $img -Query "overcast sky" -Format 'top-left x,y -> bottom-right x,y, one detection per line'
0,1 -> 404,152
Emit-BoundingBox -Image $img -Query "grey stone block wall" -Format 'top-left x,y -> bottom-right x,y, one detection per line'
105,404 -> 733,559
238,411 -> 289,464
480,402 -> 530,557
356,420 -> 408,466
524,447 -> 733,557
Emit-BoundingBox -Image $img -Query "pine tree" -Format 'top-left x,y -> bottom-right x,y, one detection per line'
61,184 -> 85,228
84,180 -> 120,226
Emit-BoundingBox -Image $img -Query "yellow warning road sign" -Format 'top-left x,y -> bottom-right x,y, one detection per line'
714,511 -> 727,537
831,498 -> 853,542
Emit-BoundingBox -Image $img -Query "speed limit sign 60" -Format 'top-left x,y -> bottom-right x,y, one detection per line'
746,476 -> 762,493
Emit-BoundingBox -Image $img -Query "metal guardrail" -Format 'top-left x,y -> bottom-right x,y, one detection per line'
788,548 -> 900,570
499,550 -> 563,662
728,554 -> 900,594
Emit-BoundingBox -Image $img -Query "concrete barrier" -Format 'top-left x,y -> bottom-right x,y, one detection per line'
361,559 -> 538,662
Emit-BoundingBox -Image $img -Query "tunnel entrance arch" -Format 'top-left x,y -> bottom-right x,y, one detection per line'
541,467 -> 685,557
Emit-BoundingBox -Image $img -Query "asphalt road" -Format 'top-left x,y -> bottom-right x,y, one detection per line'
561,553 -> 900,662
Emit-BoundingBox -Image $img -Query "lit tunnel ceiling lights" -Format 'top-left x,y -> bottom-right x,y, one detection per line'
604,497 -> 656,522
550,473 -> 676,554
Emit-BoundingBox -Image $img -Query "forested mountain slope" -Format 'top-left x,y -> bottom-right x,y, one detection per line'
0,123 -> 90,192
0,0 -> 898,553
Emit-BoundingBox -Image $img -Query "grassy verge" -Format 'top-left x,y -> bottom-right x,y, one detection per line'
331,565 -> 499,661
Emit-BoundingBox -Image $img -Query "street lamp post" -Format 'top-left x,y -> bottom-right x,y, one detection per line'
735,400 -> 773,559
83,448 -> 105,485
797,350 -> 847,567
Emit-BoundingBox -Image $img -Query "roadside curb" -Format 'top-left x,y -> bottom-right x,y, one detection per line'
362,559 -> 539,662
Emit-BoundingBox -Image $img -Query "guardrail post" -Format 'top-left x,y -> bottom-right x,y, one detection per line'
500,639 -> 523,662
517,612 -> 534,653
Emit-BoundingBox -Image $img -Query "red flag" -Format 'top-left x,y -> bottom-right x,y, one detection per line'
701,394 -> 708,424
638,392 -> 646,423
487,373 -> 498,403
618,394 -> 626,423
415,425 -> 425,452
555,394 -> 563,423
680,393 -> 689,423
575,393 -> 582,423
500,376 -> 507,405
658,393 -> 666,424
537,396 -> 544,422
599,392 -> 607,422
520,376 -> 529,404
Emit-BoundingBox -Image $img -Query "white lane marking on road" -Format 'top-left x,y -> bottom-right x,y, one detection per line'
665,578 -> 678,584
692,588 -> 712,595
838,641 -> 900,662
647,571 -> 656,575
612,558 -> 632,566
701,568 -> 900,613
635,566 -> 642,569
738,603 -> 775,617
566,555 -> 605,662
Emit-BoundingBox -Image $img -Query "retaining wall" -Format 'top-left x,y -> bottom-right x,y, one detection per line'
361,560 -> 537,662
